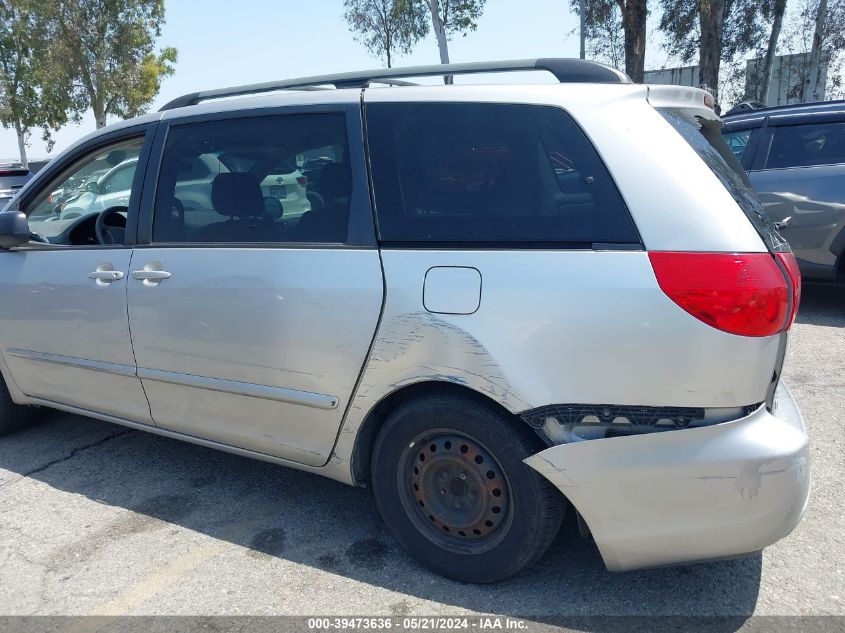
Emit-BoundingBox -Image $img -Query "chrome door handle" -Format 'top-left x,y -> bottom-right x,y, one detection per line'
89,270 -> 124,282
132,270 -> 171,281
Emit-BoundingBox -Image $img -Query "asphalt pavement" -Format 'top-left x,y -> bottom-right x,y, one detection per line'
0,285 -> 842,622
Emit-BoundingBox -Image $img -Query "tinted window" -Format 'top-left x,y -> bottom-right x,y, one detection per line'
722,128 -> 753,163
178,157 -> 211,181
152,114 -> 350,244
767,121 -> 845,169
660,108 -> 789,253
366,103 -> 638,245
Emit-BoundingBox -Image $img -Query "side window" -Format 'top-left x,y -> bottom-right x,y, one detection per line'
722,128 -> 753,164
766,121 -> 845,169
25,137 -> 144,245
152,114 -> 351,244
365,103 -> 638,245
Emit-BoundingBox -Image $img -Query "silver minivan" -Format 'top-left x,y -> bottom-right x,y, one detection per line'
0,60 -> 810,583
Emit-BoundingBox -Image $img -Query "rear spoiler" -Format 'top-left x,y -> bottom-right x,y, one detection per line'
645,85 -> 718,118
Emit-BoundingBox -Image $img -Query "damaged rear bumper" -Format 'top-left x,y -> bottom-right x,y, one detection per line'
523,381 -> 810,572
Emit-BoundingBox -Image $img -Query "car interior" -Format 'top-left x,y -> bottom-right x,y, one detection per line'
152,115 -> 351,244
22,116 -> 352,247
369,103 -> 627,244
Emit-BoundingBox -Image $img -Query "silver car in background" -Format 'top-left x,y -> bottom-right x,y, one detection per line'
0,163 -> 32,209
0,60 -> 809,583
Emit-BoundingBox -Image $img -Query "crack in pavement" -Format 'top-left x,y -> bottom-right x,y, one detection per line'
0,429 -> 133,489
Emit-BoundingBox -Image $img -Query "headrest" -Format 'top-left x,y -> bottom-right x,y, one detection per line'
211,172 -> 264,218
320,163 -> 352,200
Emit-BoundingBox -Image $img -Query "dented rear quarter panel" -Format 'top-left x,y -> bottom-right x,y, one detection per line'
330,85 -> 787,483
331,249 -> 782,475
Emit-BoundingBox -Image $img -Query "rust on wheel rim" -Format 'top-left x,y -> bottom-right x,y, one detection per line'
410,434 -> 509,540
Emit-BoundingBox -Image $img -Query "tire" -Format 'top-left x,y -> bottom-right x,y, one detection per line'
0,374 -> 34,436
370,389 -> 564,583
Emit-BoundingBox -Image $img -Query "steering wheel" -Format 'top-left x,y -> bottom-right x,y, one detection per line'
95,206 -> 128,245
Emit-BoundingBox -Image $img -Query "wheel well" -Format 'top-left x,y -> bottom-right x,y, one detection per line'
350,381 -> 531,486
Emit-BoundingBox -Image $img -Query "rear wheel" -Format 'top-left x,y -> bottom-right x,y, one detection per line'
370,390 -> 563,583
0,375 -> 34,436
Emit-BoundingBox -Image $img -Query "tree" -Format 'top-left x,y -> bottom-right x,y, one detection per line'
344,0 -> 428,68
759,0 -> 787,102
0,0 -> 66,167
797,0 -> 845,99
420,0 -> 486,82
779,0 -> 845,101
698,0 -> 726,95
594,5 -> 626,69
659,0 -> 771,102
53,0 -> 176,129
802,0 -> 827,99
571,0 -> 646,81
617,0 -> 648,81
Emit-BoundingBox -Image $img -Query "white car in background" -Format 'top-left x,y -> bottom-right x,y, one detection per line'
259,165 -> 311,219
60,154 -> 311,221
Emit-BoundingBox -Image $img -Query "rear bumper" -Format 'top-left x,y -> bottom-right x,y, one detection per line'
524,381 -> 810,572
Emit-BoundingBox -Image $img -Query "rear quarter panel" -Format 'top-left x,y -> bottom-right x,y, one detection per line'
332,249 -> 782,471
331,85 -> 780,474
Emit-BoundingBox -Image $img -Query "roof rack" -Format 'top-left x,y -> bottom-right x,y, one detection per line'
159,58 -> 631,111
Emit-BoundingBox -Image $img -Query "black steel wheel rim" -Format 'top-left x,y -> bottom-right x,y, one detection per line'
398,430 -> 513,554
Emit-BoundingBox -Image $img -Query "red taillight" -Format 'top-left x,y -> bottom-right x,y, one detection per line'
775,251 -> 801,328
649,252 -> 790,337
296,176 -> 307,186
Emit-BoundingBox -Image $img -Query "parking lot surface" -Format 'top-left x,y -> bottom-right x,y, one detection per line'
0,286 -> 842,619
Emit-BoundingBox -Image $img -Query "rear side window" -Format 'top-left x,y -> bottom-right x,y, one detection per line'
659,108 -> 789,253
766,121 -> 845,169
366,103 -> 638,245
152,114 -> 351,244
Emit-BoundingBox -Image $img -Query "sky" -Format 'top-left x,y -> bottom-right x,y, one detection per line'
0,0 -> 699,161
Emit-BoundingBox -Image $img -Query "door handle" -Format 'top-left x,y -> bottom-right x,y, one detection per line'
132,270 -> 171,281
89,269 -> 124,285
132,262 -> 172,287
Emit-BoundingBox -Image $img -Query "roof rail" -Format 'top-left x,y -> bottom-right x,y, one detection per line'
722,97 -> 845,119
159,58 -> 631,111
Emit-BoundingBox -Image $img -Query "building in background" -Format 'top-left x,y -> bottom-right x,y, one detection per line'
644,54 -> 828,108
745,53 -> 828,106
644,64 -> 702,90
